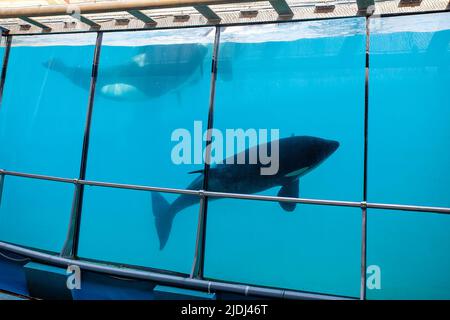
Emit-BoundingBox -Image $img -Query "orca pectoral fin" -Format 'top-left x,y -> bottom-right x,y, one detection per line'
188,169 -> 204,174
277,180 -> 299,212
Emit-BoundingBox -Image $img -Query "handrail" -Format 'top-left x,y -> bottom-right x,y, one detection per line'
1,169 -> 449,214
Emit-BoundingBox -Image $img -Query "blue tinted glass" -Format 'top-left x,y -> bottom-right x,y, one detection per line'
77,28 -> 214,273
0,176 -> 74,252
211,18 -> 365,201
367,13 -> 450,299
85,28 -> 214,188
203,19 -> 365,296
0,34 -> 96,177
367,209 -> 450,299
78,186 -> 200,274
368,12 -> 450,207
204,198 -> 361,297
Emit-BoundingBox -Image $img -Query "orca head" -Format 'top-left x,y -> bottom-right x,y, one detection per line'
280,136 -> 339,178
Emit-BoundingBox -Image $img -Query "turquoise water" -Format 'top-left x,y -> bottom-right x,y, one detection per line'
77,28 -> 215,273
0,34 -> 96,252
0,14 -> 448,299
367,13 -> 450,299
204,19 -> 365,297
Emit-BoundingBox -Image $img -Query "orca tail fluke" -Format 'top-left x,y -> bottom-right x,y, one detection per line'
151,192 -> 175,250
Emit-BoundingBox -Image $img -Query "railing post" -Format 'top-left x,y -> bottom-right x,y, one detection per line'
0,170 -> 4,208
360,14 -> 371,301
61,32 -> 103,258
191,26 -> 221,279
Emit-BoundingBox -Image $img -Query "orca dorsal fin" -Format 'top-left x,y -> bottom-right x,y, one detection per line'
188,169 -> 204,175
277,180 -> 299,212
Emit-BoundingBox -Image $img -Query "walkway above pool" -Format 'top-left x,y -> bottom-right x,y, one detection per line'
0,0 -> 449,35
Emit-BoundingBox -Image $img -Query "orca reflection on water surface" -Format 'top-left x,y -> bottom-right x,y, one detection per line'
152,135 -> 340,250
44,42 -> 231,101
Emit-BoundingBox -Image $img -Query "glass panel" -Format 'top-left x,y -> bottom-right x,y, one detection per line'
0,33 -> 97,177
77,186 -> 200,274
203,18 -> 365,296
367,209 -> 450,299
0,176 -> 74,252
210,18 -> 366,201
204,198 -> 361,297
368,12 -> 450,207
85,28 -> 214,188
78,28 -> 214,273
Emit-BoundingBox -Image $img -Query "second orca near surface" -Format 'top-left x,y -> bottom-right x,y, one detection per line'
152,135 -> 340,250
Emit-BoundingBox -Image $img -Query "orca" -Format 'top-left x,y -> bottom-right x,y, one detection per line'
43,42 -> 232,101
152,135 -> 339,250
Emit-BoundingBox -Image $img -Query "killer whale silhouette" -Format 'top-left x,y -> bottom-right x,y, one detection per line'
152,135 -> 339,250
44,43 -> 232,101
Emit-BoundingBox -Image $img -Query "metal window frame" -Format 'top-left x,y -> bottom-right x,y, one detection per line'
0,35 -> 11,108
61,32 -> 103,259
0,11 -> 449,300
191,26 -> 221,279
360,14 -> 371,301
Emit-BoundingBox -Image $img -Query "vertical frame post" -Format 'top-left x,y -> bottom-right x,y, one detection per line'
0,35 -> 12,208
0,35 -> 12,109
0,171 -> 4,208
61,32 -> 103,258
360,15 -> 371,300
191,26 -> 221,279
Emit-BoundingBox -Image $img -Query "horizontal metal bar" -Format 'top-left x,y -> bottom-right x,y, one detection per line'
203,190 -> 362,207
0,169 -> 449,214
127,10 -> 157,25
269,0 -> 294,17
0,241 -> 354,300
19,17 -> 51,30
0,0 -> 267,19
356,0 -> 375,11
0,169 -> 75,184
194,5 -> 221,21
367,202 -> 450,214
79,179 -> 200,196
76,15 -> 100,29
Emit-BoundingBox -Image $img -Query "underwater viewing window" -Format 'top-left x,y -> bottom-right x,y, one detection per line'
0,33 -> 97,177
203,19 -> 366,298
0,176 -> 74,252
0,12 -> 449,300
368,12 -> 450,208
368,209 -> 450,299
77,28 -> 215,274
204,198 -> 361,297
84,27 -> 215,188
0,33 -> 96,253
367,12 -> 450,300
78,186 -> 200,274
211,19 -> 366,201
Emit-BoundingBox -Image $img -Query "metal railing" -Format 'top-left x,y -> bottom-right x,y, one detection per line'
1,169 -> 449,214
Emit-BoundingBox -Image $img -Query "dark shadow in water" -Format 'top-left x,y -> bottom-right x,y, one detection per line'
43,43 -> 232,101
